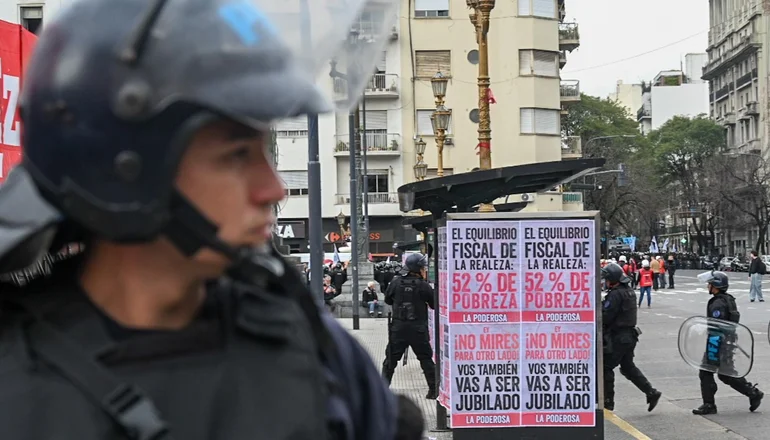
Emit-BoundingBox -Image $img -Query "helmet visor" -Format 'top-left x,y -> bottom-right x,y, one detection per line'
145,0 -> 399,122
697,270 -> 716,284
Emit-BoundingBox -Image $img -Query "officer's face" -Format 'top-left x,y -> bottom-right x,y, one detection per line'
175,120 -> 285,273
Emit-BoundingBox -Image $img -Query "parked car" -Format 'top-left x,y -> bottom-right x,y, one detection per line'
731,256 -> 749,272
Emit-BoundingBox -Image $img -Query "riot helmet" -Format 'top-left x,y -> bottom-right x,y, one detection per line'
601,262 -> 631,286
405,253 -> 428,273
698,270 -> 729,293
0,0 -> 399,274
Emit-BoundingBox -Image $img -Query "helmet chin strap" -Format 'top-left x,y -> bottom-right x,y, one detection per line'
161,190 -> 285,285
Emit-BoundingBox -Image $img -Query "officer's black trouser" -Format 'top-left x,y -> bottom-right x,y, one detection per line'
382,320 -> 436,389
699,370 -> 756,404
604,331 -> 654,404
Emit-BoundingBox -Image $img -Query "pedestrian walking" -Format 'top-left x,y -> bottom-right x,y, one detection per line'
748,250 -> 765,303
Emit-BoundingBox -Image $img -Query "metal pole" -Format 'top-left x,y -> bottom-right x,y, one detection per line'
362,89 -> 370,255
472,1 -> 496,212
301,0 -> 324,304
348,57 -> 361,331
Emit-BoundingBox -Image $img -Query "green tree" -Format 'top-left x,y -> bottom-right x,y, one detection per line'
646,115 -> 725,253
562,94 -> 659,240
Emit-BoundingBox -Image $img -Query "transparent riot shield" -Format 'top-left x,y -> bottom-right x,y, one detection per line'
678,316 -> 754,378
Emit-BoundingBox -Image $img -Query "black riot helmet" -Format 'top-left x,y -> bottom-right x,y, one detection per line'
698,270 -> 729,293
0,0 -> 398,273
405,253 -> 428,273
601,262 -> 631,285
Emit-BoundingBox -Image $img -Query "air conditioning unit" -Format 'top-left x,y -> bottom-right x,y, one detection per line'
519,193 -> 536,203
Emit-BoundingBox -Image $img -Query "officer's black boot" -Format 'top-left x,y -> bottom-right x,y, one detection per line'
424,372 -> 437,399
604,398 -> 614,411
692,403 -> 717,415
749,385 -> 764,412
381,360 -> 394,386
425,388 -> 438,400
646,389 -> 662,412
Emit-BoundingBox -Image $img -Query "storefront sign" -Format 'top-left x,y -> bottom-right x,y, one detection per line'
446,219 -> 597,429
275,221 -> 306,239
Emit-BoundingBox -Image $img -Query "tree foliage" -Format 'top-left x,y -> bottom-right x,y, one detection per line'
644,115 -> 725,252
562,95 -> 658,239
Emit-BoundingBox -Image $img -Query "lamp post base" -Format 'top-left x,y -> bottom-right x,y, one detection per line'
478,202 -> 496,212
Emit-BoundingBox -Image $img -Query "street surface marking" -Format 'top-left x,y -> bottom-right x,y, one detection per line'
604,409 -> 652,440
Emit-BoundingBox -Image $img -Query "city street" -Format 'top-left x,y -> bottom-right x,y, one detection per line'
342,269 -> 770,439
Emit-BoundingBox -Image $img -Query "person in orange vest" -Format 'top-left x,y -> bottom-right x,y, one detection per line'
638,260 -> 655,307
657,256 -> 667,289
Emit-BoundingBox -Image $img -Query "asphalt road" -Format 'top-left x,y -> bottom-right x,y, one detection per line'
608,269 -> 770,439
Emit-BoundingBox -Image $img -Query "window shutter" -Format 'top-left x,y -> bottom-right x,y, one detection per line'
518,0 -> 531,15
415,0 -> 449,11
279,171 -> 309,189
534,109 -> 559,134
364,111 -> 387,129
519,50 -> 532,75
417,110 -> 434,135
533,50 -> 557,76
520,108 -> 534,134
415,51 -> 451,77
275,116 -> 308,132
532,0 -> 556,18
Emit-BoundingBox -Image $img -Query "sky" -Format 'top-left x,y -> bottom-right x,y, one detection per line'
563,0 -> 710,98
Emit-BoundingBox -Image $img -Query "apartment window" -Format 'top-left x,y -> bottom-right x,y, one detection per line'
417,109 -> 453,136
518,0 -> 556,19
362,110 -> 388,148
519,50 -> 558,77
20,6 -> 43,34
280,171 -> 309,196
520,108 -> 560,135
415,50 -> 451,78
414,0 -> 449,17
366,169 -> 390,193
274,116 -> 308,137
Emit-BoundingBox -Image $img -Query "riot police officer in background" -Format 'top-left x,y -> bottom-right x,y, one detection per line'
0,0 -> 422,439
692,271 -> 764,415
382,253 -> 437,399
602,263 -> 662,412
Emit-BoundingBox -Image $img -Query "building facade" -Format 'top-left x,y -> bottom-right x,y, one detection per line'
636,56 -> 710,135
703,0 -> 767,254
608,80 -> 643,119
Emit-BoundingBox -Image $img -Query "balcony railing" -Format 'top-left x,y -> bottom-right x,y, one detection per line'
334,74 -> 400,100
335,192 -> 399,205
561,136 -> 582,159
334,133 -> 401,155
636,105 -> 651,121
558,22 -> 580,51
560,80 -> 580,102
703,33 -> 760,79
364,73 -> 399,97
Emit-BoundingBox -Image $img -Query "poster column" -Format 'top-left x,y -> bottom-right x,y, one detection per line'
447,221 -> 522,428
520,220 -> 596,427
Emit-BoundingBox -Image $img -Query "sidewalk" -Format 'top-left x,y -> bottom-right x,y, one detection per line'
337,317 -> 452,440
339,318 -> 657,440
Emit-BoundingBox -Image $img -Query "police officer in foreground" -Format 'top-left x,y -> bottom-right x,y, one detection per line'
692,271 -> 764,415
382,253 -> 437,399
602,263 -> 662,412
0,0 -> 425,439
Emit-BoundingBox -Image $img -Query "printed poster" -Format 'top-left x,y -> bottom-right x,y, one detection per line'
446,219 -> 596,428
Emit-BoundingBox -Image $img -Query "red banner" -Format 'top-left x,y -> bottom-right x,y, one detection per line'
0,21 -> 36,183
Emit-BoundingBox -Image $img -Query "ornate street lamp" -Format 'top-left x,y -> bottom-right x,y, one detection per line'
431,71 -> 451,178
336,211 -> 347,237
